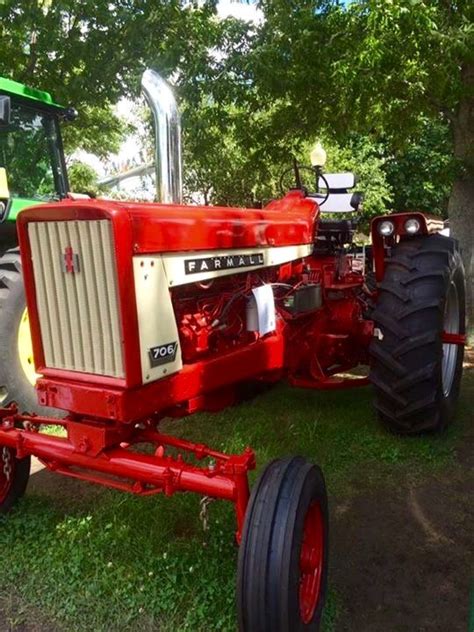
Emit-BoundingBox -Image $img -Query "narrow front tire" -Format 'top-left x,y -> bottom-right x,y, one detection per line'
237,456 -> 329,632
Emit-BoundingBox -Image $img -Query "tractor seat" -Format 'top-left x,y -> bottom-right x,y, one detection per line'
309,172 -> 363,213
317,218 -> 355,244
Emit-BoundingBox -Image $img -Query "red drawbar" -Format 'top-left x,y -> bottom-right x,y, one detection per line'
0,405 -> 255,541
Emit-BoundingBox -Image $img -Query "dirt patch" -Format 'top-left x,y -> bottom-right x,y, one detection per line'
331,466 -> 474,631
331,353 -> 473,632
0,597 -> 59,632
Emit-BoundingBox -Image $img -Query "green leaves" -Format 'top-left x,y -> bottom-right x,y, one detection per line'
1,0 -> 470,217
68,160 -> 100,195
0,0 -> 221,156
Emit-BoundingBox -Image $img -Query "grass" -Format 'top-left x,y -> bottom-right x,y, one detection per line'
0,380 -> 470,631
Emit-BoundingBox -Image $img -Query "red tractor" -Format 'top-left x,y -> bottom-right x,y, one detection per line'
0,71 -> 466,631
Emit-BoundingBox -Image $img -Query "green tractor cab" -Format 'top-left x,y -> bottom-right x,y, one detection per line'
0,77 -> 73,412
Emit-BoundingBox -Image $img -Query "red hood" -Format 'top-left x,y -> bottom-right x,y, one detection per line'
17,190 -> 319,253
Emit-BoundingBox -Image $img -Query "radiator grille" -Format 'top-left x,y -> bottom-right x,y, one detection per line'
28,220 -> 124,378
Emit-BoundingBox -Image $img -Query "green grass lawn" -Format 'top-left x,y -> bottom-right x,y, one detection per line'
0,378 -> 470,632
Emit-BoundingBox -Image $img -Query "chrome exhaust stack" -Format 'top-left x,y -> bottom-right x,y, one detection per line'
141,69 -> 182,204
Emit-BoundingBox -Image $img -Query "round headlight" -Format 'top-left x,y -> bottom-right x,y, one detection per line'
404,218 -> 421,234
378,220 -> 395,237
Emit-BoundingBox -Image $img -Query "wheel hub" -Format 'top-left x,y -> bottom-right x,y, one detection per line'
442,281 -> 460,397
299,501 -> 324,624
17,308 -> 40,387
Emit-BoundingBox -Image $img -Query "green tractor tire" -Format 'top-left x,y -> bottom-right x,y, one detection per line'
0,247 -> 44,414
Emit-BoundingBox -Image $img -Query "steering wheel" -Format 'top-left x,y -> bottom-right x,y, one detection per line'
278,164 -> 331,206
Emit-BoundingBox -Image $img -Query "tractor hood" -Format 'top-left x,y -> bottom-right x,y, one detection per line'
17,189 -> 319,254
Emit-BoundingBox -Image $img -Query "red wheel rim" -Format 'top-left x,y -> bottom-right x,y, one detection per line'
299,501 -> 324,624
0,447 -> 14,503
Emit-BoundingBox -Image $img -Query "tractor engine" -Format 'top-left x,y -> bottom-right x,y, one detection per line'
174,274 -> 261,362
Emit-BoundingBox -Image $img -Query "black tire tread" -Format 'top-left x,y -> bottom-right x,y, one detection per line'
237,456 -> 328,632
0,248 -> 41,413
369,234 -> 465,434
0,450 -> 31,514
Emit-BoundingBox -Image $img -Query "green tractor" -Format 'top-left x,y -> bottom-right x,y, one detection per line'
0,77 -> 74,412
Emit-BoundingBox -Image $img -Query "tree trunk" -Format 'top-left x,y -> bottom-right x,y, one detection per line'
449,178 -> 474,325
448,62 -> 474,327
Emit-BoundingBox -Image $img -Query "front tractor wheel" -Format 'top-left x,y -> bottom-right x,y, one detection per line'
0,248 -> 41,414
237,457 -> 329,632
370,234 -> 466,434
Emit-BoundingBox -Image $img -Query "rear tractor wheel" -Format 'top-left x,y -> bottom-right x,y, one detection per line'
370,234 -> 466,434
0,247 -> 41,414
237,456 -> 329,632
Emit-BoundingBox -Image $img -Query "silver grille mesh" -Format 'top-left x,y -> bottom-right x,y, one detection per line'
28,220 -> 124,378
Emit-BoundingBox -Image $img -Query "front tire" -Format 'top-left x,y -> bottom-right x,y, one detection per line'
369,234 -> 465,434
237,457 -> 329,632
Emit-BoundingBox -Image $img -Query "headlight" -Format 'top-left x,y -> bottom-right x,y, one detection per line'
404,218 -> 421,234
378,220 -> 395,236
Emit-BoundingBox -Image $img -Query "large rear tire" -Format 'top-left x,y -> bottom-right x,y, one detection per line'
0,248 -> 42,414
237,457 -> 329,632
369,234 -> 465,434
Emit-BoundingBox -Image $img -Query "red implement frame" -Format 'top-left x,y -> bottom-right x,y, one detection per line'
0,405 -> 255,541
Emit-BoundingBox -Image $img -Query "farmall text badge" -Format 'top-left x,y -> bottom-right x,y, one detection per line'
184,253 -> 264,275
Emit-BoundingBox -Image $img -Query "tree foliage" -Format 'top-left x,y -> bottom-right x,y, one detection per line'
0,1 -> 472,312
67,160 -> 100,196
383,118 -> 454,216
0,0 -> 219,155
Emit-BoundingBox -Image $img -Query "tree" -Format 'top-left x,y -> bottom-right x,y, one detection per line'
340,1 -> 474,318
68,160 -> 100,196
0,0 -> 220,155
234,0 -> 473,318
383,118 -> 454,216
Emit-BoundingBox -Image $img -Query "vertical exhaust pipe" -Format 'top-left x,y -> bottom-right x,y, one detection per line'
141,69 -> 183,204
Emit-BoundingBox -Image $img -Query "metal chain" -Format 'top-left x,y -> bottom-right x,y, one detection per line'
2,447 -> 12,482
199,496 -> 214,532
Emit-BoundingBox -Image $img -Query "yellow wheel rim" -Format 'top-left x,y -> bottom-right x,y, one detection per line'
17,308 -> 40,386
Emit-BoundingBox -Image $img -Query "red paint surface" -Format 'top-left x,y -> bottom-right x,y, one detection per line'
441,332 -> 466,345
299,501 -> 324,623
18,189 -> 319,253
370,212 -> 431,282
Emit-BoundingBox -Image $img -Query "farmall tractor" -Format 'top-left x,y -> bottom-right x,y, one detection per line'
0,71 -> 467,631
